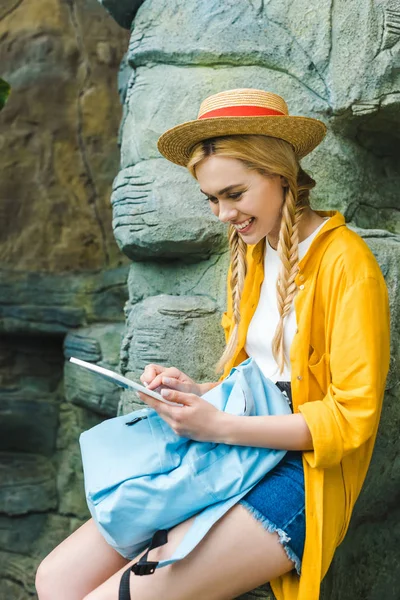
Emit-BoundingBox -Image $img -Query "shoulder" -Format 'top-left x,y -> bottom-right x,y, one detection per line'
319,225 -> 386,289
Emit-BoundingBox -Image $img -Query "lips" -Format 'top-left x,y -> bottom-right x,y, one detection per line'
233,217 -> 255,233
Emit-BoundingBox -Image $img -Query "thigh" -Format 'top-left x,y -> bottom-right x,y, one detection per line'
240,450 -> 305,570
83,503 -> 294,600
36,518 -> 129,600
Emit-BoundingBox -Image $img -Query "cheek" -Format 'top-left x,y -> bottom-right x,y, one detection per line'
209,203 -> 219,216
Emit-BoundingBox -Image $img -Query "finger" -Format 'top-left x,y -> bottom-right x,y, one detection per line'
136,390 -> 163,410
140,364 -> 165,385
146,367 -> 186,391
160,388 -> 193,406
163,367 -> 184,380
161,377 -> 192,393
145,373 -> 165,390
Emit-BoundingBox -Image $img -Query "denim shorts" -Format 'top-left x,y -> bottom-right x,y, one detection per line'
238,381 -> 305,575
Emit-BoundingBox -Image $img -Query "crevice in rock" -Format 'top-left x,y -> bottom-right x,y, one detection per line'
0,0 -> 24,22
265,14 -> 330,102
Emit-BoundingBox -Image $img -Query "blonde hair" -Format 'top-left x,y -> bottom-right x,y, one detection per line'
187,134 -> 316,376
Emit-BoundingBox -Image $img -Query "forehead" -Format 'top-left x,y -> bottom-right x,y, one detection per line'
195,155 -> 250,193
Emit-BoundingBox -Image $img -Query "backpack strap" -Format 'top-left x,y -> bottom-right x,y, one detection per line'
118,529 -> 168,600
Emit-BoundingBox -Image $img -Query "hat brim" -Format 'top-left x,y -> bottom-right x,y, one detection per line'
157,115 -> 327,166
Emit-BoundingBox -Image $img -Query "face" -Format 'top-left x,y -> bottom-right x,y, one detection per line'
195,155 -> 287,246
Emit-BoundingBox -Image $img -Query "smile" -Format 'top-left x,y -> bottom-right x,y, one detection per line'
233,217 -> 255,232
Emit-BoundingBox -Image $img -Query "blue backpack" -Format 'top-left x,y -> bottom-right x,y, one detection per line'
79,358 -> 292,596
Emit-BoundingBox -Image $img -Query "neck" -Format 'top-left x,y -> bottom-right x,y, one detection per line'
267,207 -> 324,250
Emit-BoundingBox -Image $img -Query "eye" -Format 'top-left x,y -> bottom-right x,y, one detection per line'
228,192 -> 242,200
206,196 -> 219,204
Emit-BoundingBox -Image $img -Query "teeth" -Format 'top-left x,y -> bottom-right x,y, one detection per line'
234,218 -> 253,231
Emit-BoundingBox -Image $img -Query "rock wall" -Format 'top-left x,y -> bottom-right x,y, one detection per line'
1,0 -> 399,598
0,0 -> 131,272
0,1 -> 130,597
102,1 -> 400,599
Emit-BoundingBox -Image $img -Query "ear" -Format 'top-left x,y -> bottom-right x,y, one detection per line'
280,176 -> 289,188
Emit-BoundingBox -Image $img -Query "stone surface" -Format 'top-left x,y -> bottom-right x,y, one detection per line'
116,0 -> 399,235
55,403 -> 102,519
0,266 -> 129,334
0,453 -> 57,515
0,512 -> 82,557
0,0 -> 130,272
235,586 -> 274,600
0,0 -> 130,594
0,333 -> 64,393
64,323 -> 125,416
112,159 -> 227,260
0,390 -> 60,456
127,251 -> 229,309
120,61 -> 399,233
0,578 -> 32,600
347,227 -> 400,392
0,0 -> 398,597
0,551 -> 39,597
120,294 -> 225,412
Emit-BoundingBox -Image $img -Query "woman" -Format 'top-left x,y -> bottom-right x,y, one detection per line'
36,89 -> 391,600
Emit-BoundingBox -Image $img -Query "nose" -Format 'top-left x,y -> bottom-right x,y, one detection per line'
217,202 -> 238,224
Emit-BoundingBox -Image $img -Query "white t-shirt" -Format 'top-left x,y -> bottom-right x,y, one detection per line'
245,217 -> 331,383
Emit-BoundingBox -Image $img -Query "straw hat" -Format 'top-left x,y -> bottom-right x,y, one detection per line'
157,88 -> 327,166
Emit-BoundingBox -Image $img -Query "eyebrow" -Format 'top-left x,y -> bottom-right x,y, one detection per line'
199,183 -> 245,197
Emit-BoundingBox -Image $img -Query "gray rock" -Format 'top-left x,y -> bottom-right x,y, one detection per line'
128,0 -> 330,101
120,63 -> 328,166
0,512 -> 83,558
355,229 -> 400,391
120,294 -> 225,413
127,251 -> 229,309
119,63 -> 398,233
0,513 -> 47,556
64,324 -> 125,416
0,551 -> 38,596
0,266 -> 129,334
112,159 -> 227,259
0,390 -> 59,456
55,403 -> 103,519
0,453 -> 57,515
235,585 -> 274,600
0,578 -> 32,600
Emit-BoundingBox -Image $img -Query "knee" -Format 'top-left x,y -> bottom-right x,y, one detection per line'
35,555 -> 58,600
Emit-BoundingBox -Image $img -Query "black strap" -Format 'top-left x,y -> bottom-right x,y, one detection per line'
119,567 -> 131,600
118,530 -> 168,600
275,381 -> 293,408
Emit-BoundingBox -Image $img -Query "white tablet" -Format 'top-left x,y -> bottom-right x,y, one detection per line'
69,357 -> 184,407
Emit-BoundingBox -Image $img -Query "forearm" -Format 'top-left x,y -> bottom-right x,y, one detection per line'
216,413 -> 314,451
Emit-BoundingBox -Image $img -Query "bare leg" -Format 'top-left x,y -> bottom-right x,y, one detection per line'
83,503 -> 295,600
35,519 -> 129,600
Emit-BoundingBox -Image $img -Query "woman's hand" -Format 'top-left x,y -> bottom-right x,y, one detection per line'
140,363 -> 202,396
136,377 -> 226,443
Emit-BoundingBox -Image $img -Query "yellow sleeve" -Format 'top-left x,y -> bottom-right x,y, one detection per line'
299,276 -> 391,469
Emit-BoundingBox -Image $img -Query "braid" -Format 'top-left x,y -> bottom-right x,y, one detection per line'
185,134 -> 317,378
272,185 -> 306,375
215,225 -> 247,374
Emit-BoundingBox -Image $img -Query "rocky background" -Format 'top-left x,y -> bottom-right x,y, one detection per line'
1,0 -> 399,599
0,0 -> 130,597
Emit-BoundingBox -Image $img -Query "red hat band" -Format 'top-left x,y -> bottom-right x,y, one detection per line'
198,105 -> 285,119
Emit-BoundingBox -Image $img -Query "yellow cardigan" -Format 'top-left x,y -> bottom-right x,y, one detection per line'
219,210 -> 391,600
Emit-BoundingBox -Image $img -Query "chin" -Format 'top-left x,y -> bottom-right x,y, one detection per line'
240,232 -> 264,245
